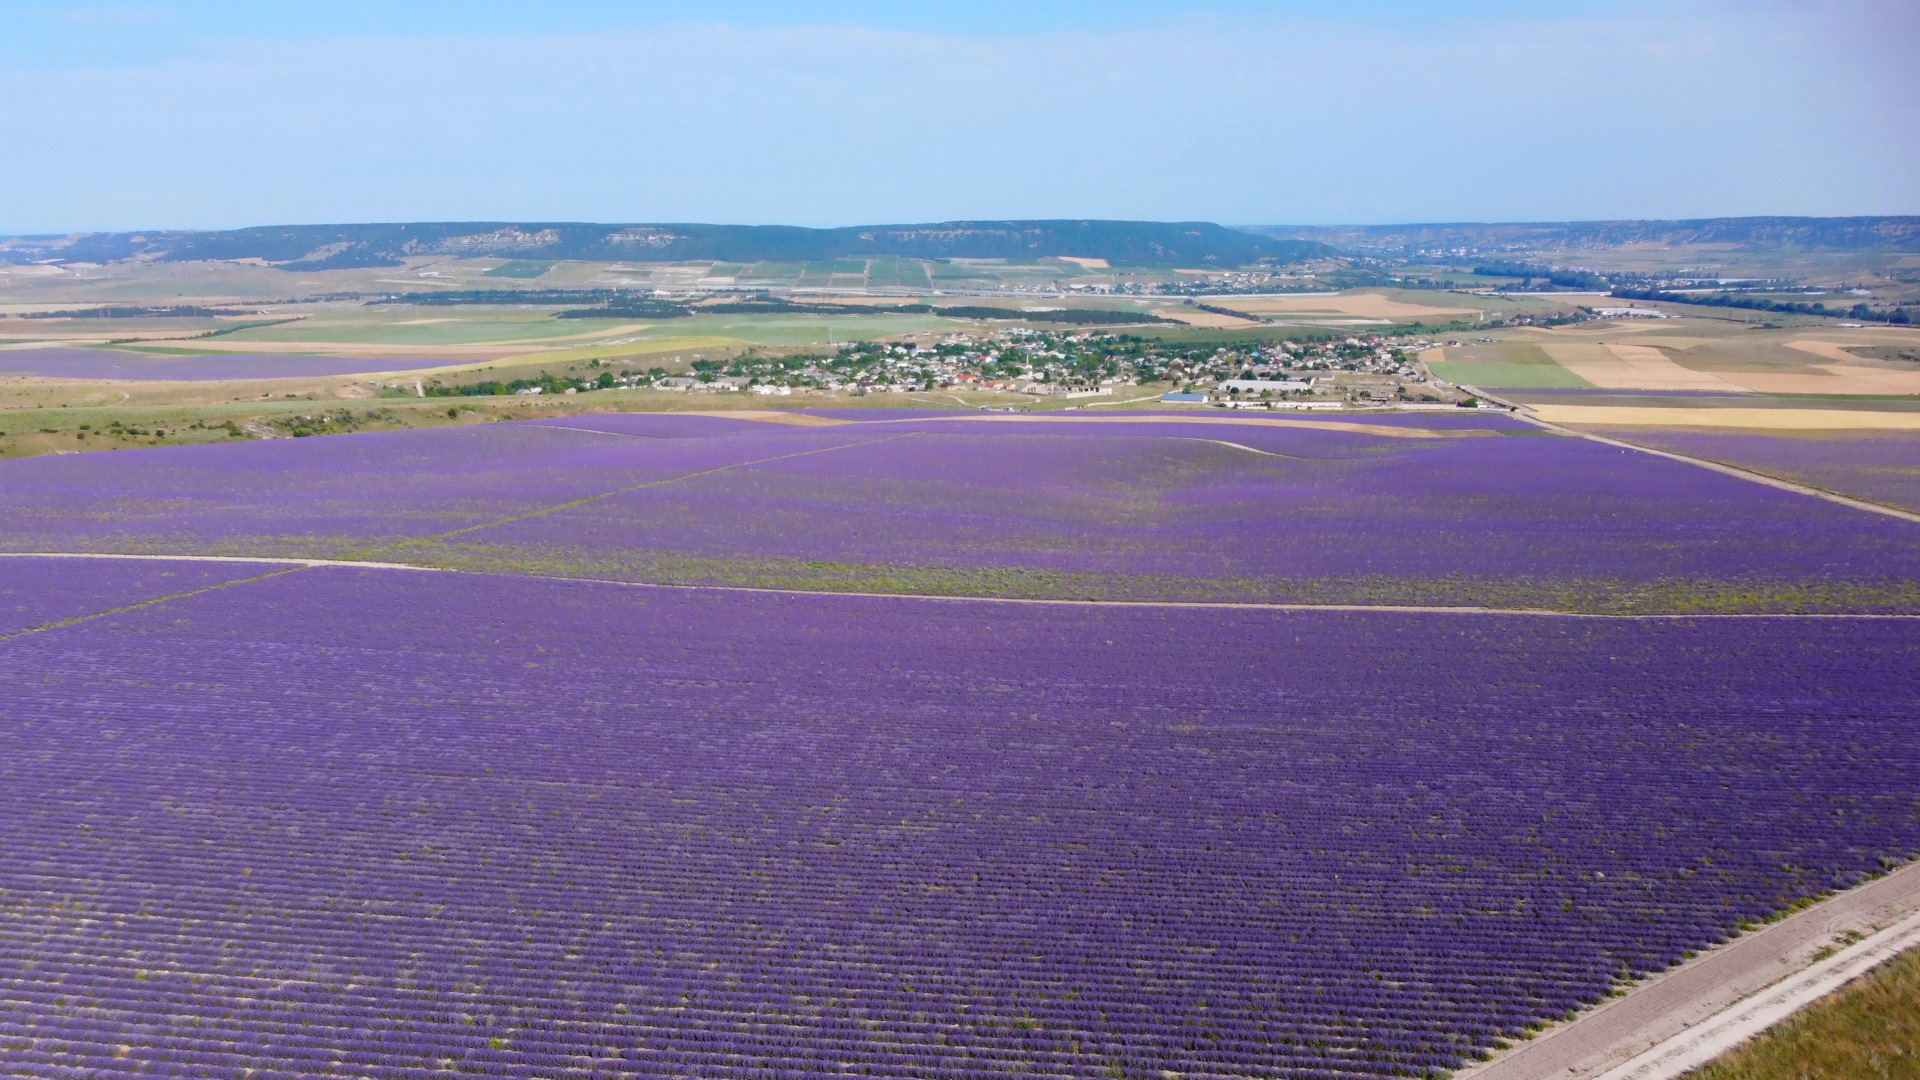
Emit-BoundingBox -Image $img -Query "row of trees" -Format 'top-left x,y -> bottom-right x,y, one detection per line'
1609,287 -> 1914,324
1473,262 -> 1611,290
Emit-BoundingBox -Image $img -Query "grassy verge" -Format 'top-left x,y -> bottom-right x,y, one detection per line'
1682,943 -> 1920,1079
387,549 -> 1920,613
0,390 -> 945,460
9,534 -> 1912,614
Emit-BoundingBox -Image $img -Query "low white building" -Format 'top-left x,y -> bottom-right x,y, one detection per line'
1219,379 -> 1312,394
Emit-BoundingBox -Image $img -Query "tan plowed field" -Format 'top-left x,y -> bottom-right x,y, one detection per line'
1204,292 -> 1480,319
1533,405 -> 1920,430
1544,344 -> 1741,391
1786,339 -> 1868,364
1722,365 -> 1920,395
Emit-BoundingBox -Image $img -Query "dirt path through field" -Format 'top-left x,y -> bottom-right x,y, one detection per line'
1596,910 -> 1920,1079
6,553 -> 1920,620
0,564 -> 307,642
354,431 -> 919,558
1460,860 -> 1920,1080
1460,390 -> 1920,526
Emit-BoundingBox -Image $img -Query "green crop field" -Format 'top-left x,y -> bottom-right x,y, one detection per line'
224,315 -> 630,347
739,262 -> 806,284
644,312 -> 962,345
1429,361 -> 1594,389
1684,944 -> 1920,1080
482,261 -> 553,278
1429,343 -> 1594,389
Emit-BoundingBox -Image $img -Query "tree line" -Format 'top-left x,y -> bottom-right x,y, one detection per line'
1609,287 -> 1913,324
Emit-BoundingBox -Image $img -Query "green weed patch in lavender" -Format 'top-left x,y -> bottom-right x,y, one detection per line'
394,542 -> 1920,613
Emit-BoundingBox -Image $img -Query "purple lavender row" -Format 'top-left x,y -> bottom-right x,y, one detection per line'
1,564 -> 1913,1078
4,415 -> 1914,600
795,408 -> 1531,430
0,555 -> 271,635
0,421 -> 878,558
474,423 -> 1920,585
1586,427 -> 1920,515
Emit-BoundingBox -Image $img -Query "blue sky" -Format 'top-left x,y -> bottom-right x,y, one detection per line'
3,1 -> 1916,231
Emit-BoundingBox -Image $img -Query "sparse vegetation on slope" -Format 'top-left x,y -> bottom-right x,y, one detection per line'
1683,944 -> 1920,1080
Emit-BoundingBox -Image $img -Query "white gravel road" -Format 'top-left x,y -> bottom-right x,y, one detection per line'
1459,859 -> 1920,1080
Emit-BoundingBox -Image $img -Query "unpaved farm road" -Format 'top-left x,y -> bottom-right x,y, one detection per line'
1459,859 -> 1920,1080
1459,385 -> 1920,526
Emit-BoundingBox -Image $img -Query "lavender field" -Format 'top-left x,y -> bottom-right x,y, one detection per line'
0,556 -> 271,635
2,558 -> 1916,1079
1587,426 -> 1920,516
1,411 -> 1916,612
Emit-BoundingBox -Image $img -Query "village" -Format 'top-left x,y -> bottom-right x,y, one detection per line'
620,327 -> 1469,409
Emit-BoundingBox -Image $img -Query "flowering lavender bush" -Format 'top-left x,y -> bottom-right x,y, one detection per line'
0,555 -> 270,634
1,561 -> 1914,1078
0,422 -> 881,557
0,413 -> 1915,610
1588,427 -> 1920,515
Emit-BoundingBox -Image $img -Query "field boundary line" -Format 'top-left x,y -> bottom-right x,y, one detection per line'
5,553 -> 1920,619
1461,859 -> 1920,1080
346,431 -> 919,558
761,411 -> 1494,439
0,565 -> 307,644
529,423 -> 670,440
0,553 -> 445,571
879,412 -> 1490,439
1596,911 -> 1920,1080
1164,436 -> 1280,457
1462,386 -> 1920,525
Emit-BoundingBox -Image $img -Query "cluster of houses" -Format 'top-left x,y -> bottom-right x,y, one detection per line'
627,327 -> 1459,408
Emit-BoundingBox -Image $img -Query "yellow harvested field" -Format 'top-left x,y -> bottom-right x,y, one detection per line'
1202,293 -> 1479,319
1534,405 -> 1920,430
1785,339 -> 1864,364
1544,343 -> 1741,391
1600,335 -> 1718,350
1056,256 -> 1110,269
1530,320 -> 1667,337
1721,365 -> 1920,395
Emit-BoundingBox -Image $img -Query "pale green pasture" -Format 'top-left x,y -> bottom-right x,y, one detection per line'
1430,361 -> 1594,389
225,313 -> 632,346
627,313 -> 964,345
